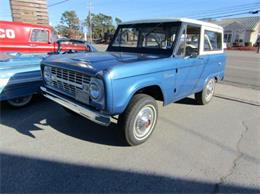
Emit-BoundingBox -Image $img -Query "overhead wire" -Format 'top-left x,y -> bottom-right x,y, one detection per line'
186,3 -> 260,18
200,10 -> 260,19
48,0 -> 70,7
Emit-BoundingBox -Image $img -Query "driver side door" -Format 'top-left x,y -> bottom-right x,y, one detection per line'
174,24 -> 207,99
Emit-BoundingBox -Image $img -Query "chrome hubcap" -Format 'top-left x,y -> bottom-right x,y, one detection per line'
205,79 -> 215,102
133,105 -> 156,140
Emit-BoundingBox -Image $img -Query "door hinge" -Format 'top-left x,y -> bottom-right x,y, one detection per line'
176,69 -> 178,73
174,88 -> 177,93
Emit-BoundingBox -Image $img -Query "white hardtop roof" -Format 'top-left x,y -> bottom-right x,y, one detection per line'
120,18 -> 223,30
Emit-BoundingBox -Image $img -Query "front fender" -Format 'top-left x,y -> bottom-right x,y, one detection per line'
112,77 -> 161,114
110,71 -> 175,114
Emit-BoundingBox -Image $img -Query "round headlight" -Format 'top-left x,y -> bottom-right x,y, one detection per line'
89,78 -> 104,101
44,66 -> 51,81
89,82 -> 101,100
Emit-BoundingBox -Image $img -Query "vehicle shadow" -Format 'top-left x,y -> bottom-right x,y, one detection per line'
0,95 -> 125,146
0,95 -> 47,138
45,110 -> 126,147
175,97 -> 199,105
1,95 -> 201,147
1,152 -> 259,193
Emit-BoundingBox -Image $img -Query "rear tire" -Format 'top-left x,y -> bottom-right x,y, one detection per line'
7,95 -> 32,107
119,94 -> 158,146
195,78 -> 216,105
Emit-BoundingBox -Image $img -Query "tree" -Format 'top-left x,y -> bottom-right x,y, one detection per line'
55,11 -> 83,39
115,17 -> 122,26
85,13 -> 122,41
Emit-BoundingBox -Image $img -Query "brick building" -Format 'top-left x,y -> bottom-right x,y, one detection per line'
10,0 -> 49,25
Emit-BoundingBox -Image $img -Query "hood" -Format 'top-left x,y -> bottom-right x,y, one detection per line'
0,53 -> 44,76
42,51 -> 168,74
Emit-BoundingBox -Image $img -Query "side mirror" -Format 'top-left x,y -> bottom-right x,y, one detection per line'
190,52 -> 198,58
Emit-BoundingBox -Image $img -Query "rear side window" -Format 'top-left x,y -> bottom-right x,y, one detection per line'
31,29 -> 49,42
204,30 -> 222,51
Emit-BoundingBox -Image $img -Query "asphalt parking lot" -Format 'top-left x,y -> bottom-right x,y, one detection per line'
1,93 -> 260,193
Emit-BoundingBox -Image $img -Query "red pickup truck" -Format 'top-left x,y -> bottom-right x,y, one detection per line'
0,21 -> 87,53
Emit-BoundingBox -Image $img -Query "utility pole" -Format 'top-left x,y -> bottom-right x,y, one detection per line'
88,0 -> 93,43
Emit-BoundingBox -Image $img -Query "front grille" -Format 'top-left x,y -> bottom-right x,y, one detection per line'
49,66 -> 90,98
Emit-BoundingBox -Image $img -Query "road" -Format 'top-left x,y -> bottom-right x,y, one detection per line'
224,51 -> 260,90
1,95 -> 259,193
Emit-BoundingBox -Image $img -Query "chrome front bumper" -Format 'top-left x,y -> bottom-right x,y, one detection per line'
41,87 -> 111,126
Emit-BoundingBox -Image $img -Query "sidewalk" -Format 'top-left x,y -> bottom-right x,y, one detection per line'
215,83 -> 260,106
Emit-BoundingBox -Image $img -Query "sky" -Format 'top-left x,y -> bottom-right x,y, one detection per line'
0,0 -> 259,26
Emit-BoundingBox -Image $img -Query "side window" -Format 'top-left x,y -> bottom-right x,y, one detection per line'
204,30 -> 222,51
177,25 -> 200,57
31,29 -> 49,42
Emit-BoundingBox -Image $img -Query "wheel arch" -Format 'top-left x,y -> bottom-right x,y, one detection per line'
203,74 -> 219,87
120,84 -> 165,114
134,85 -> 165,102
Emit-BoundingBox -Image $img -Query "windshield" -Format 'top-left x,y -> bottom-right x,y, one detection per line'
108,22 -> 181,55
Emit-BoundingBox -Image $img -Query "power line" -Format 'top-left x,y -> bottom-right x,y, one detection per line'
193,7 -> 260,19
186,3 -> 260,18
186,2 -> 260,17
250,10 -> 260,14
199,9 -> 260,19
194,7 -> 260,19
48,0 -> 70,7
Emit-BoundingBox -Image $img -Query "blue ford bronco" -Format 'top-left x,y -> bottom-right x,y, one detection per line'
41,18 -> 226,145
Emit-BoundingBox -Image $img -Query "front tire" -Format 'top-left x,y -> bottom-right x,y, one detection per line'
7,95 -> 32,107
195,78 -> 216,105
119,94 -> 158,146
